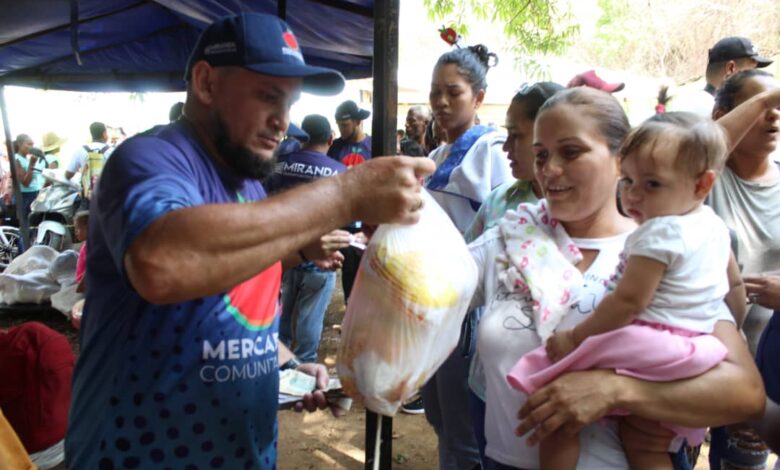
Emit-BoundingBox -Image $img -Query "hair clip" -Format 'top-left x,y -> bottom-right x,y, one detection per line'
439,26 -> 462,47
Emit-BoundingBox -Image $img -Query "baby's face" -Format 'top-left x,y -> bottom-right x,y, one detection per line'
75,222 -> 87,242
618,141 -> 701,224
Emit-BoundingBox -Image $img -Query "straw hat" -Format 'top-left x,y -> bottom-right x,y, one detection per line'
41,132 -> 67,153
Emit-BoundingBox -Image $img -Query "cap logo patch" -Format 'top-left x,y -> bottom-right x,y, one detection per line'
282,31 -> 299,50
204,42 -> 237,55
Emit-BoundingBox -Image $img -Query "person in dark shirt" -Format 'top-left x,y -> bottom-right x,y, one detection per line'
328,100 -> 372,167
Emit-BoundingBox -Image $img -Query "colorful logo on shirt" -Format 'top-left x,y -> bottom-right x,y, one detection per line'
223,262 -> 282,331
342,153 -> 367,167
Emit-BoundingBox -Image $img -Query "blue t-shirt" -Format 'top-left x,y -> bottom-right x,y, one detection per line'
66,121 -> 283,469
327,136 -> 372,167
265,148 -> 346,194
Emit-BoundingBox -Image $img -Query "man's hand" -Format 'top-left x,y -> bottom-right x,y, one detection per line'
313,251 -> 344,271
744,273 -> 780,310
545,329 -> 577,363
300,229 -> 351,271
294,362 -> 346,417
340,156 -> 435,226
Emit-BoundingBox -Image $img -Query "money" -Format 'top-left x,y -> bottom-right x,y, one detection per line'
279,369 -> 317,397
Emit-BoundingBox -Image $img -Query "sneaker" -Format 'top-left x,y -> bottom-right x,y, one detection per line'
400,395 -> 425,415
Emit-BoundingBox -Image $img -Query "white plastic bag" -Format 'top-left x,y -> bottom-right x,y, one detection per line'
337,189 -> 478,416
0,246 -> 60,305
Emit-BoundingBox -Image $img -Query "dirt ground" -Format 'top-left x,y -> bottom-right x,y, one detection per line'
0,286 -> 775,470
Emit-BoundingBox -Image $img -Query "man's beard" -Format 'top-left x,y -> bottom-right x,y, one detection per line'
214,115 -> 277,181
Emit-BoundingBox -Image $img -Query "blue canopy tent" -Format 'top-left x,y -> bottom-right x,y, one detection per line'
0,1 -> 400,468
0,0 -> 374,91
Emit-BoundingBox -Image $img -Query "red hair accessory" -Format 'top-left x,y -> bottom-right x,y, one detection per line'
439,26 -> 461,47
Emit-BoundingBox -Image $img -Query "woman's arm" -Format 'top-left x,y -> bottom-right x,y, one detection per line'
715,87 -> 780,152
724,252 -> 747,328
517,320 -> 765,444
752,397 -> 780,453
15,156 -> 36,187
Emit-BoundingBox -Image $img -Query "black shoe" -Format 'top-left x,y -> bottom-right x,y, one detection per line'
400,395 -> 425,415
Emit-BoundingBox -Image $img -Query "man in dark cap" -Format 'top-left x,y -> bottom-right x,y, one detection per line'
65,13 -> 433,470
674,36 -> 772,117
328,99 -> 373,167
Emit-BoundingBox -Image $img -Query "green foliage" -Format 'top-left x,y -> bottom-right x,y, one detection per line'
423,0 -> 579,57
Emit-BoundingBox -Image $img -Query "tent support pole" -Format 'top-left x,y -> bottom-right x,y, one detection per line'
0,86 -> 30,250
277,0 -> 287,20
365,1 -> 399,469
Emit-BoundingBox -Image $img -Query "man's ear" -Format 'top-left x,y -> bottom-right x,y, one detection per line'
695,169 -> 717,198
327,135 -> 334,147
724,60 -> 738,78
190,61 -> 217,105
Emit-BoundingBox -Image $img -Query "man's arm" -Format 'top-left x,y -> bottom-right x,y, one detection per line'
125,157 -> 433,304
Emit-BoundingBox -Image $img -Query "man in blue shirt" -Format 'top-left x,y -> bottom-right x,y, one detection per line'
266,115 -> 348,364
65,13 -> 434,470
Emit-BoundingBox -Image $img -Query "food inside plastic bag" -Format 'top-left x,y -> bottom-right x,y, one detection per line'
337,190 -> 478,416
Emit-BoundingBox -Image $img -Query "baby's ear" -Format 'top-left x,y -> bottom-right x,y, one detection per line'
695,170 -> 717,197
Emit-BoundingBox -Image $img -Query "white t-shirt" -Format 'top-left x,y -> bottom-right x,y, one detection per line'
624,205 -> 731,333
471,227 -> 632,469
67,142 -> 114,175
670,88 -> 715,119
427,132 -> 512,233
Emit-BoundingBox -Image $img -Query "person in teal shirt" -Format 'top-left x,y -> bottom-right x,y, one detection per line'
13,134 -> 45,221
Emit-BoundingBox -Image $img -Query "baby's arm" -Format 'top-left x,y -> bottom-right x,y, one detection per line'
724,252 -> 747,328
546,255 -> 666,362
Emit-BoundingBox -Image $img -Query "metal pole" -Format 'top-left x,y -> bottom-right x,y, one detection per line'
277,0 -> 287,20
365,0 -> 399,469
0,85 -> 30,249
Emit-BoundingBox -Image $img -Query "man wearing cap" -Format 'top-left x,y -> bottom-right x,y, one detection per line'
65,13 -> 433,470
266,114 -> 350,365
673,36 -> 772,117
328,100 -> 373,167
276,122 -> 310,156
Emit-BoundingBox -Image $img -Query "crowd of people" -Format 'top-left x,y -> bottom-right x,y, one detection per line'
0,10 -> 778,470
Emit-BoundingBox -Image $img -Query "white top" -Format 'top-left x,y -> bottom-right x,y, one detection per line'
624,205 -> 731,333
670,88 -> 715,118
471,227 -> 632,469
427,132 -> 512,233
67,141 -> 114,175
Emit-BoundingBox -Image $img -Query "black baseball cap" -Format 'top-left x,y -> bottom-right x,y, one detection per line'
185,13 -> 345,95
708,37 -> 773,67
335,100 -> 371,121
301,114 -> 332,143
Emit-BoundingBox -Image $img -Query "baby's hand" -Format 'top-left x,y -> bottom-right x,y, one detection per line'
545,329 -> 578,363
